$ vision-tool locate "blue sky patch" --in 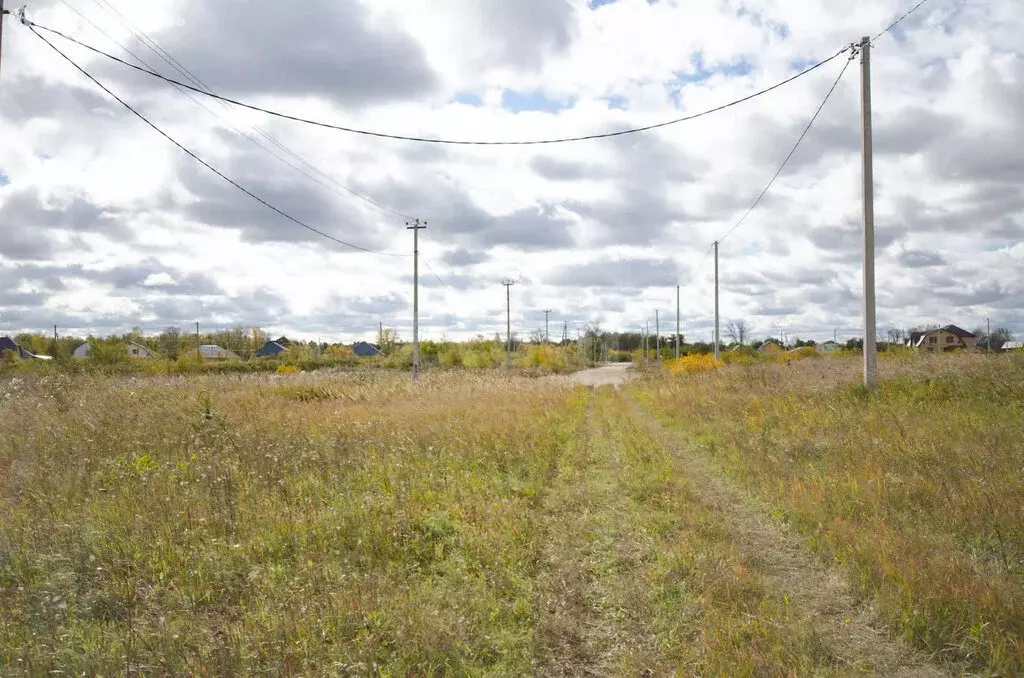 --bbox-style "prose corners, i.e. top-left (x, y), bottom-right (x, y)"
top-left (0, 172), bottom-right (9, 187)
top-left (789, 57), bottom-right (820, 72)
top-left (589, 0), bottom-right (659, 9)
top-left (736, 5), bottom-right (789, 40)
top-left (453, 91), bottom-right (484, 107)
top-left (501, 89), bottom-right (577, 114)
top-left (667, 52), bottom-right (754, 106)
top-left (605, 94), bottom-right (629, 111)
